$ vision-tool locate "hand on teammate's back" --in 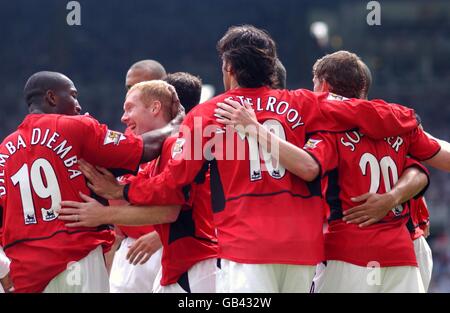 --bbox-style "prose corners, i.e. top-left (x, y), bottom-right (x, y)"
top-left (57, 192), bottom-right (109, 227)
top-left (215, 98), bottom-right (257, 129)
